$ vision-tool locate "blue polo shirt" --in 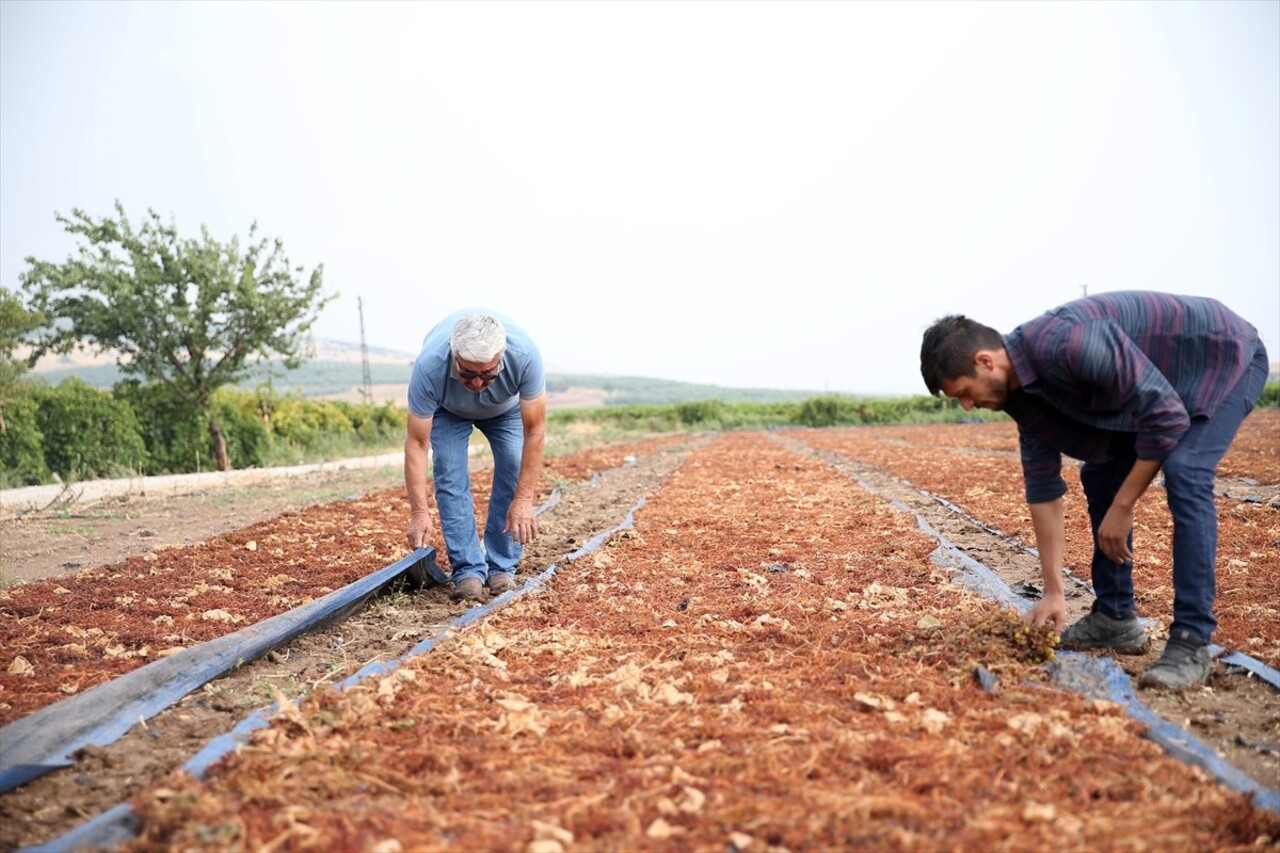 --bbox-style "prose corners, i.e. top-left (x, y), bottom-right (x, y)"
top-left (407, 309), bottom-right (546, 421)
